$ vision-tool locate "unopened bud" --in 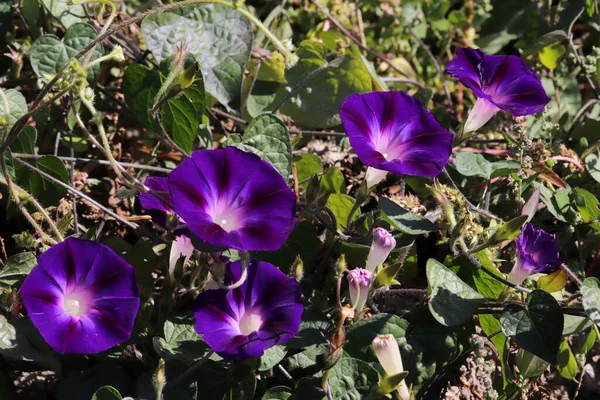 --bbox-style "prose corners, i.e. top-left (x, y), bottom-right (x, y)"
top-left (372, 334), bottom-right (410, 400)
top-left (110, 45), bottom-right (125, 62)
top-left (82, 87), bottom-right (95, 103)
top-left (365, 227), bottom-right (396, 272)
top-left (284, 53), bottom-right (299, 69)
top-left (292, 255), bottom-right (304, 282)
top-left (153, 358), bottom-right (166, 398)
top-left (347, 268), bottom-right (372, 312)
top-left (169, 235), bottom-right (193, 272)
